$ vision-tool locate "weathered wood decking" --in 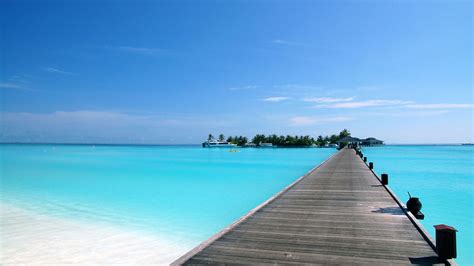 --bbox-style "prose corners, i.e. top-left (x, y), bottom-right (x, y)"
top-left (173, 148), bottom-right (450, 265)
